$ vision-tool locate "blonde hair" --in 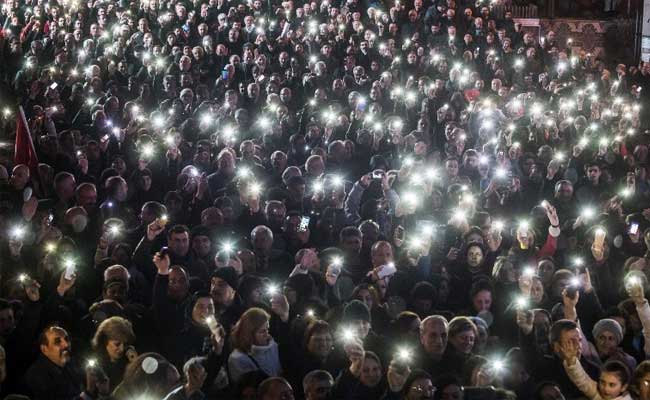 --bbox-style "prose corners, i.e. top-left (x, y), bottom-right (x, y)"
top-left (91, 316), bottom-right (135, 351)
top-left (231, 308), bottom-right (270, 353)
